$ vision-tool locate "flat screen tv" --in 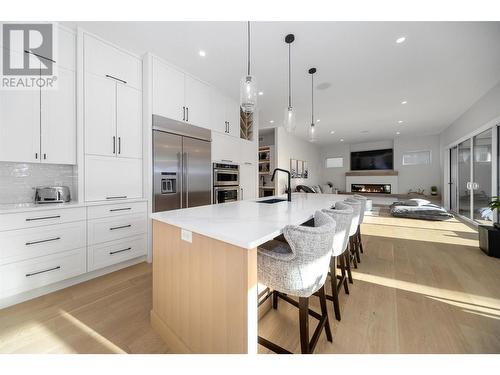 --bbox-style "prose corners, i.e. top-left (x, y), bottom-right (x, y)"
top-left (350, 149), bottom-right (393, 171)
